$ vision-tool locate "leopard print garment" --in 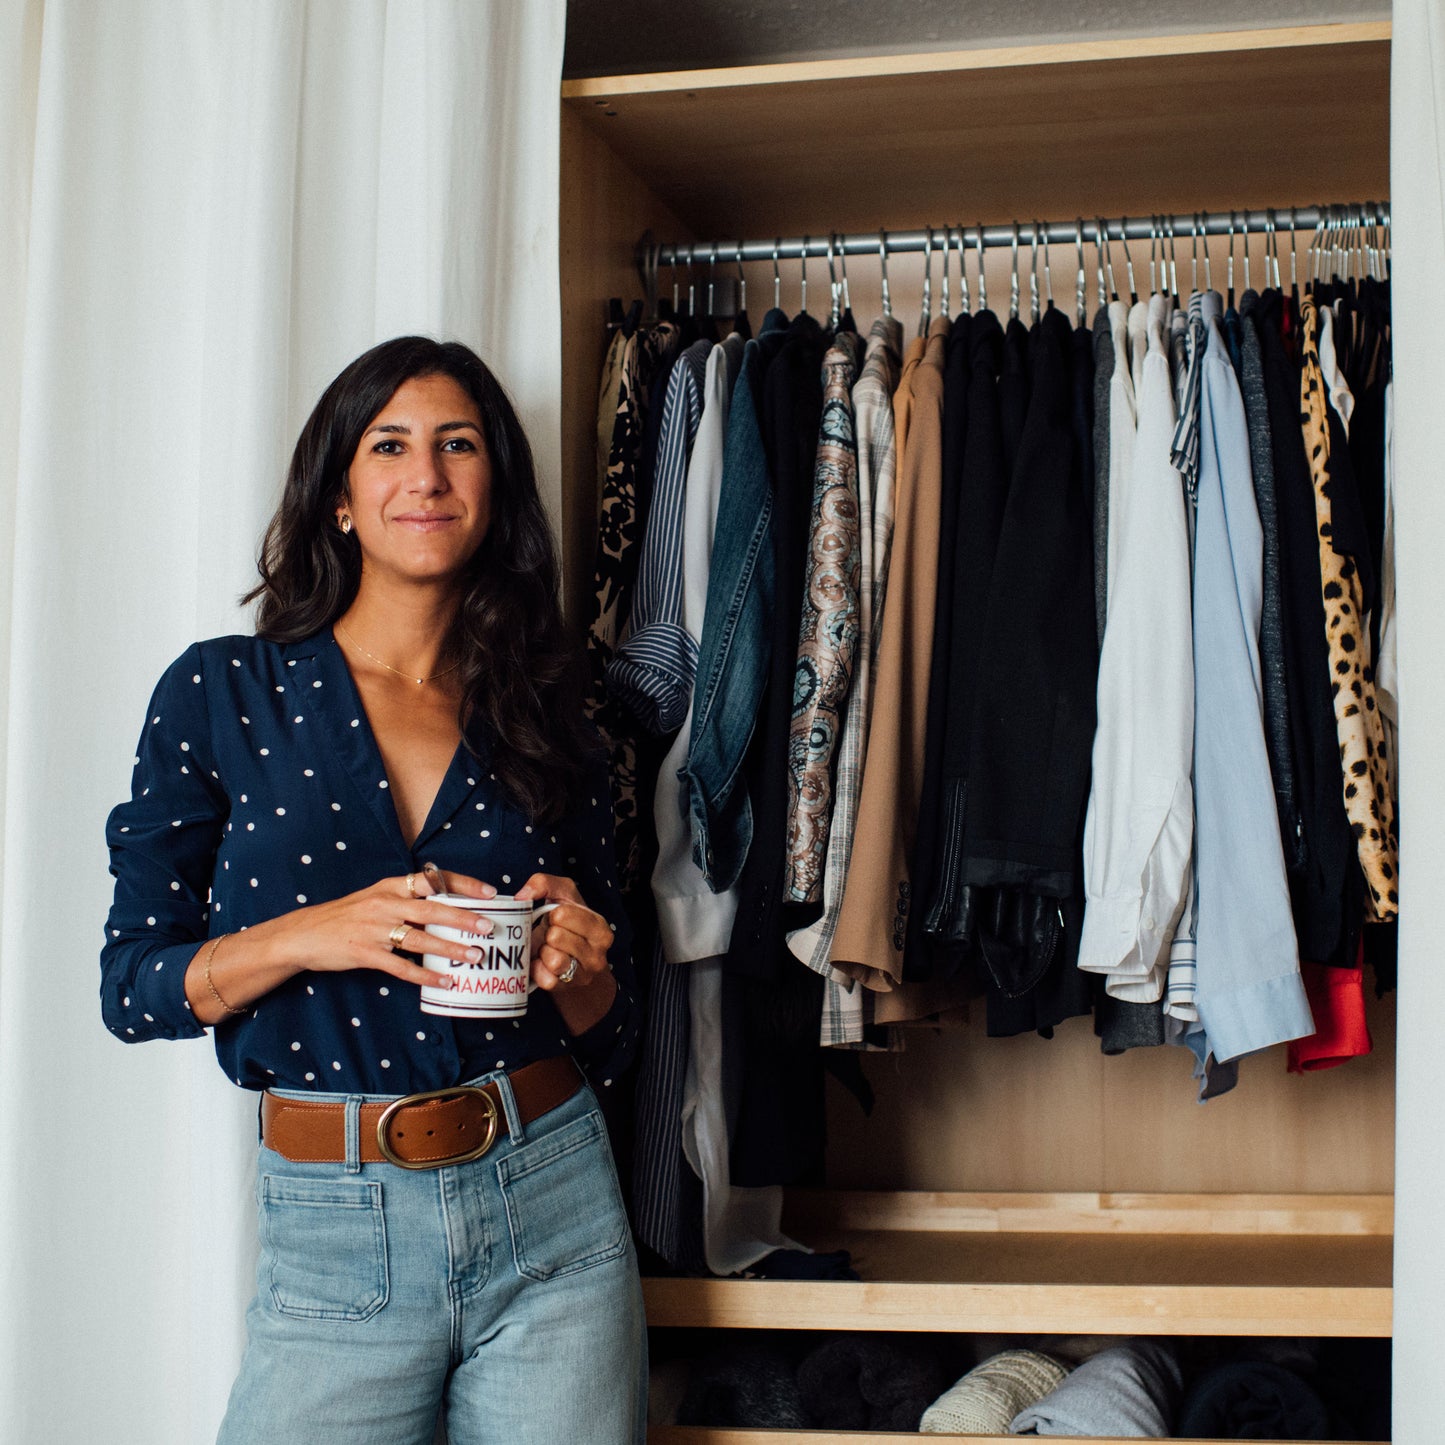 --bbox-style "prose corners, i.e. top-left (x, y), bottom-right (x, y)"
top-left (1299, 294), bottom-right (1399, 920)
top-left (584, 322), bottom-right (677, 891)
